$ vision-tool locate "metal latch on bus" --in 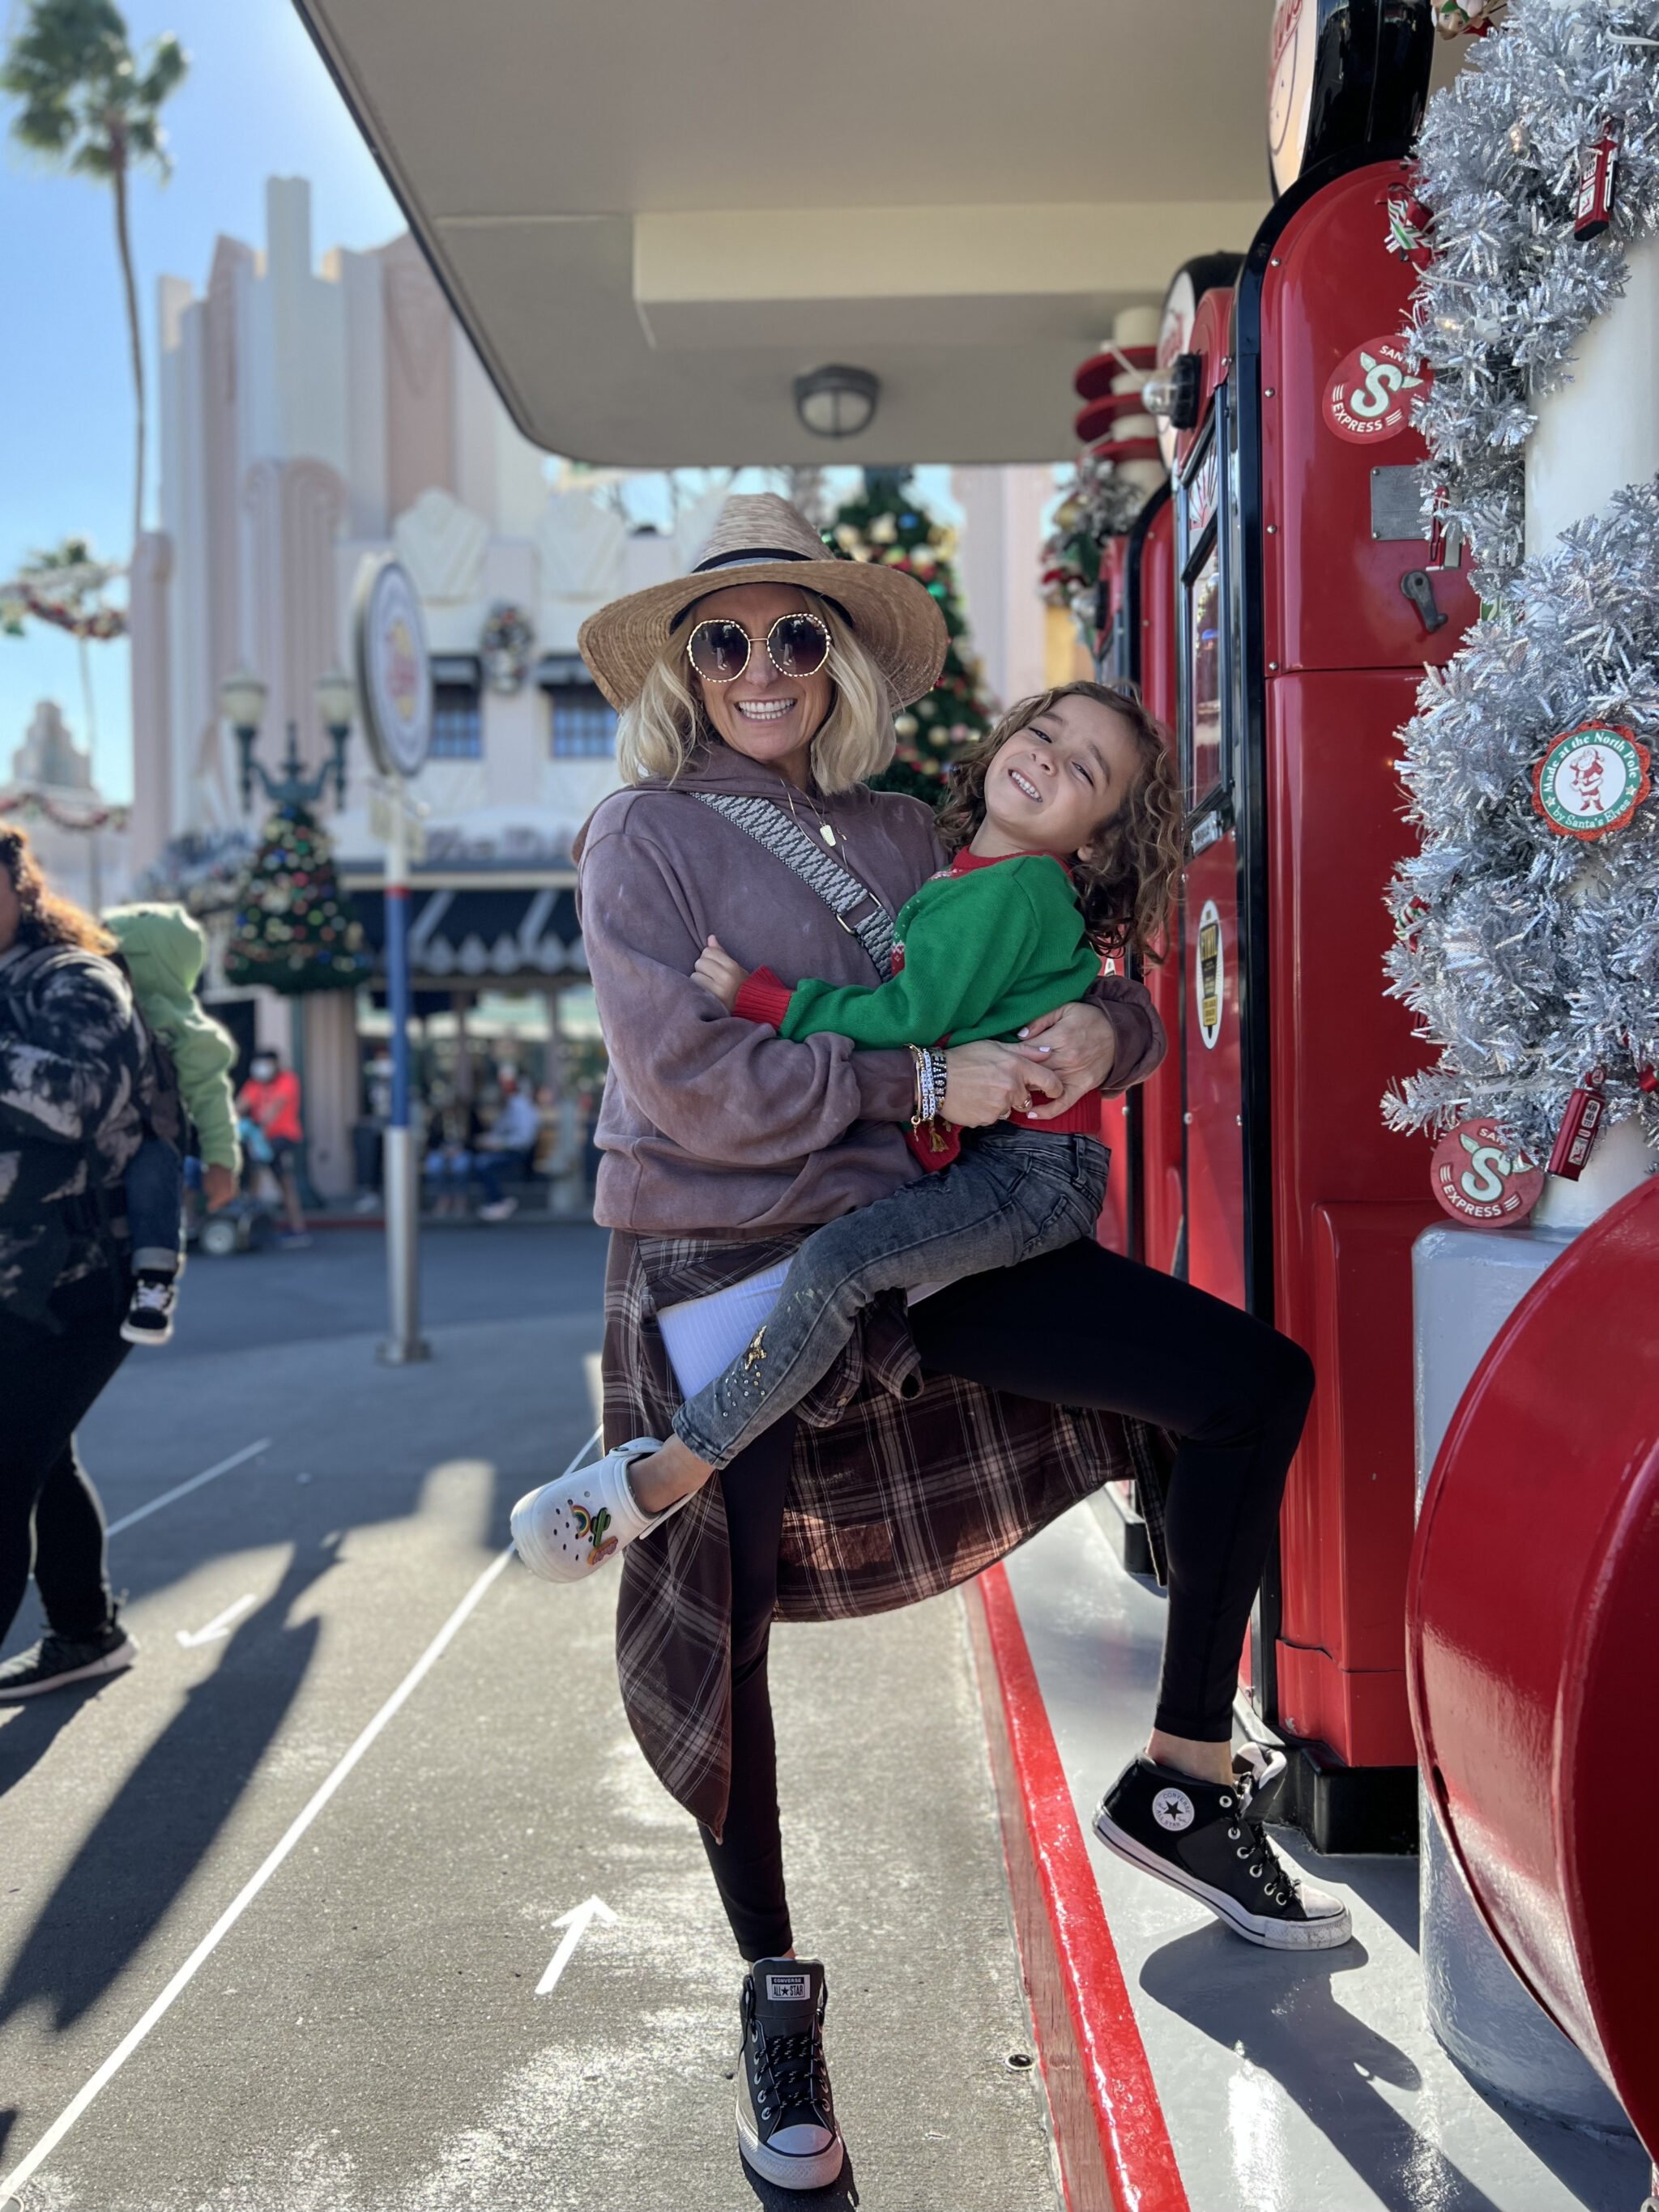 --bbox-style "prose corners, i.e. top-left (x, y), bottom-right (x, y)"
top-left (1400, 569), bottom-right (1448, 634)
